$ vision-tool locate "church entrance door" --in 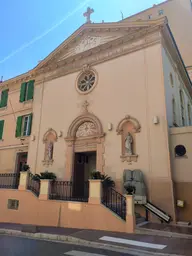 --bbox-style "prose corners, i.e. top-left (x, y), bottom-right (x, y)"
top-left (73, 151), bottom-right (96, 198)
